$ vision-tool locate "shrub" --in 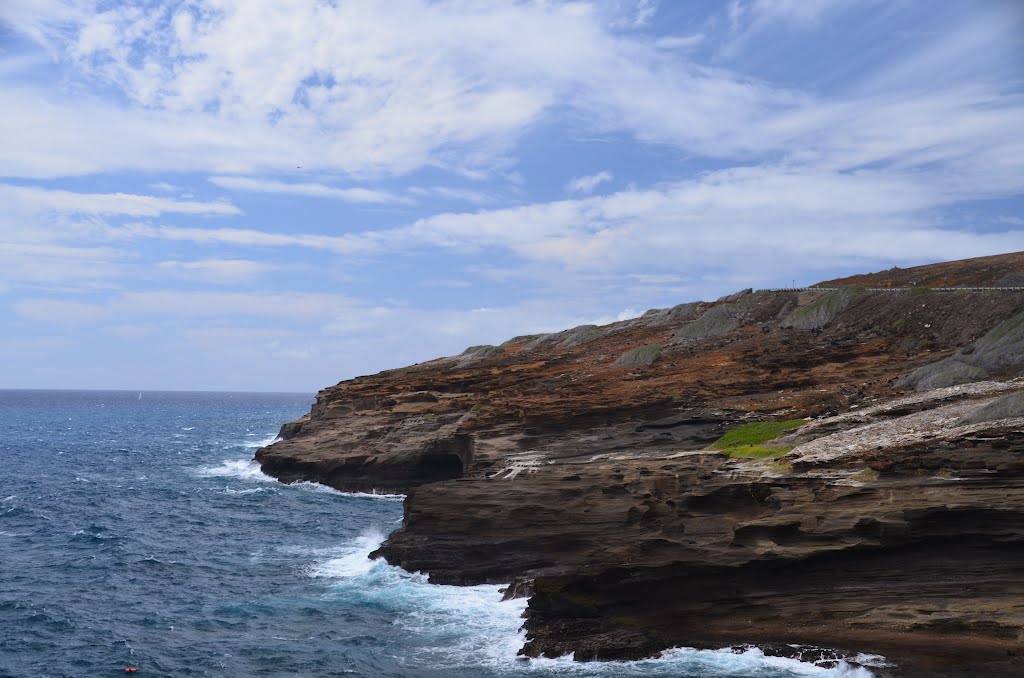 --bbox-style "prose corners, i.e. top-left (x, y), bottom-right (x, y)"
top-left (711, 419), bottom-right (806, 449)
